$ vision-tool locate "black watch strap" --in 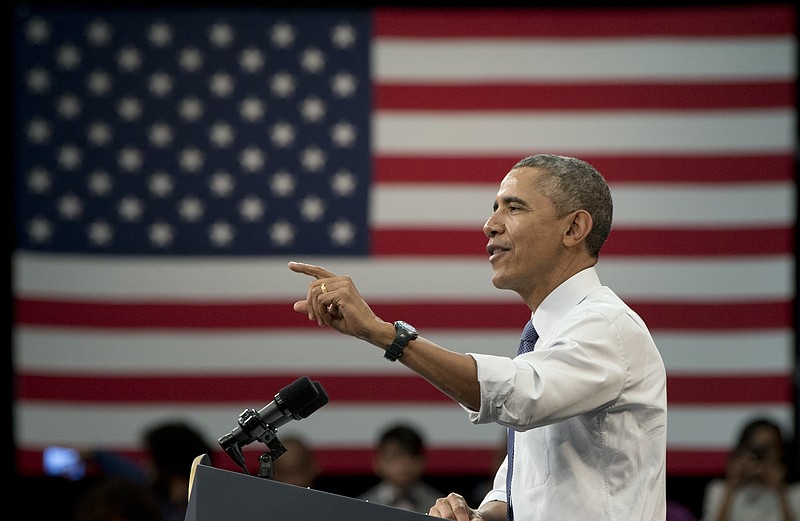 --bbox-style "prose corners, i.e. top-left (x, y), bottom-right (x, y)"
top-left (384, 321), bottom-right (418, 361)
